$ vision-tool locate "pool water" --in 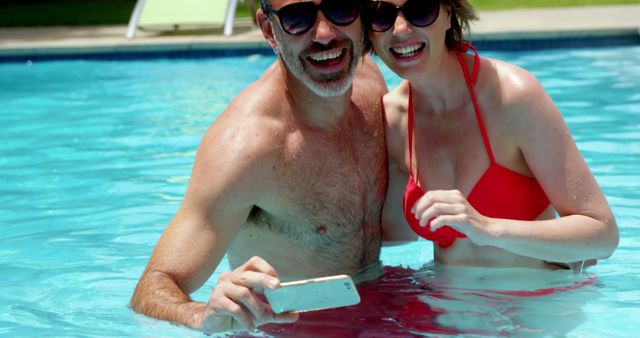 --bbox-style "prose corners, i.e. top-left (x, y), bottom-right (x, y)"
top-left (1, 45), bottom-right (639, 337)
